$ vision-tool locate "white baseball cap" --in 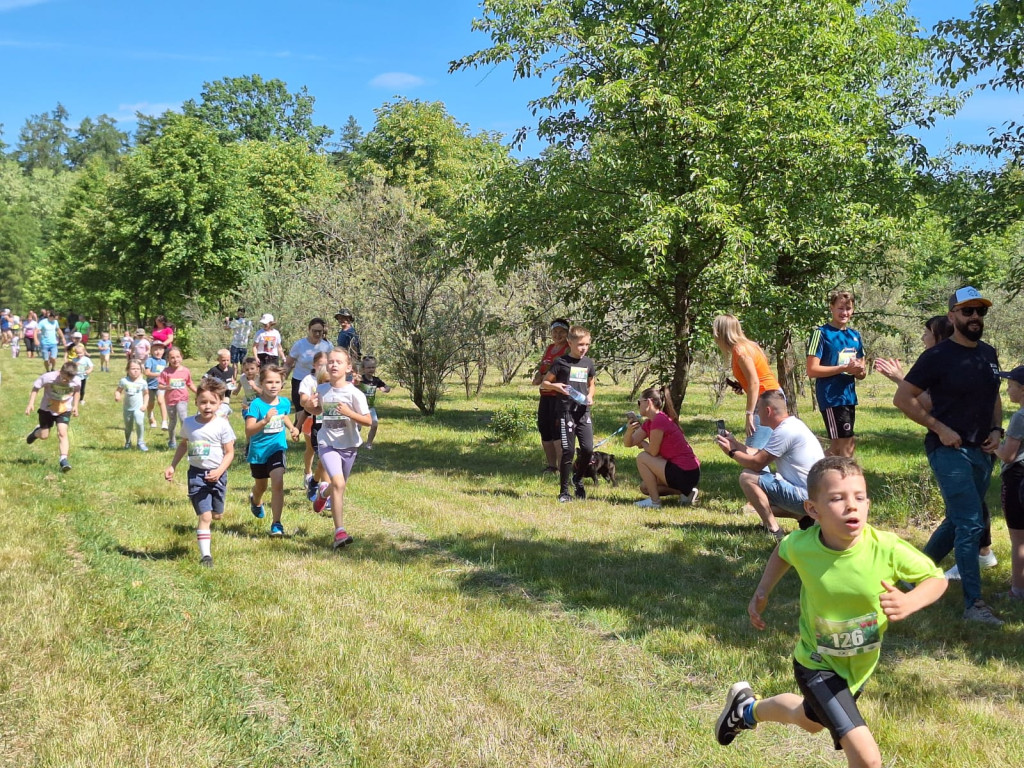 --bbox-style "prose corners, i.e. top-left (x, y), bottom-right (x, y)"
top-left (259, 313), bottom-right (275, 325)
